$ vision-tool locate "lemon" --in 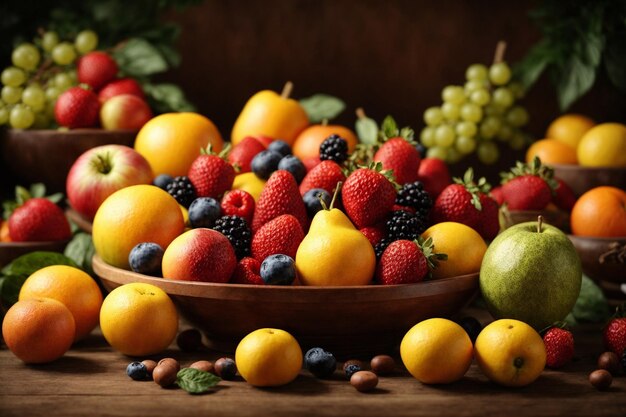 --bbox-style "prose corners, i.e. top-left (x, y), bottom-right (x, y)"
top-left (545, 114), bottom-right (595, 149)
top-left (577, 123), bottom-right (626, 167)
top-left (232, 172), bottom-right (266, 201)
